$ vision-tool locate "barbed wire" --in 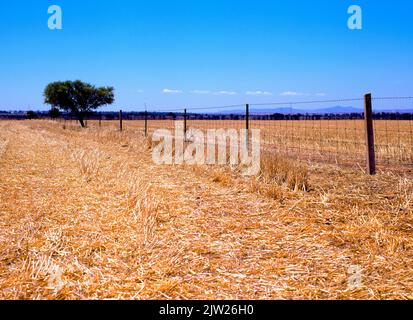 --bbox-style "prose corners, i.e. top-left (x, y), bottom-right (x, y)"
top-left (123, 96), bottom-right (413, 114)
top-left (149, 97), bottom-right (366, 113)
top-left (373, 96), bottom-right (413, 101)
top-left (149, 104), bottom-right (245, 113)
top-left (249, 98), bottom-right (364, 107)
